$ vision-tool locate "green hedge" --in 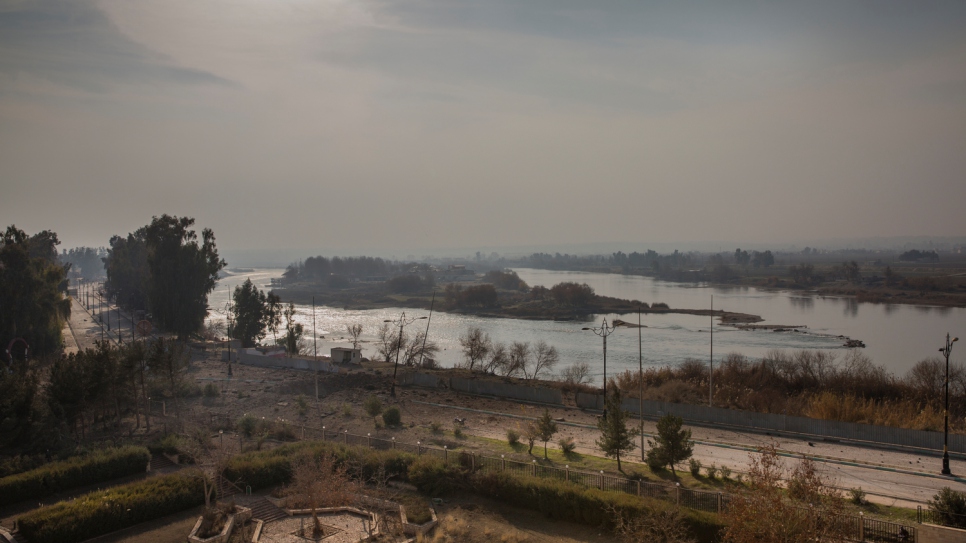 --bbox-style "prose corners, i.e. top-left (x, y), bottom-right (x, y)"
top-left (223, 440), bottom-right (415, 490)
top-left (472, 470), bottom-right (723, 542)
top-left (17, 471), bottom-right (205, 543)
top-left (0, 446), bottom-right (150, 507)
